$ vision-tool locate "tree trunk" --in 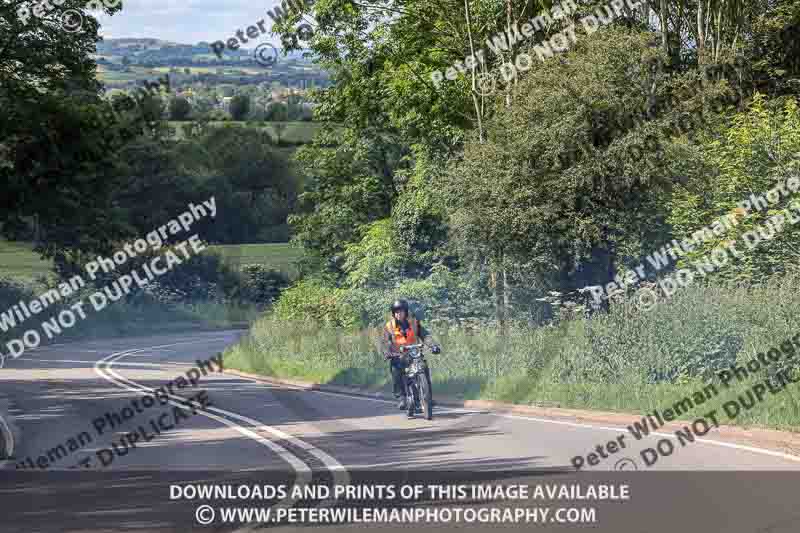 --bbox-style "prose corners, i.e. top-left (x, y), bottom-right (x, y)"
top-left (503, 266), bottom-right (511, 315)
top-left (490, 255), bottom-right (506, 328)
top-left (696, 0), bottom-right (706, 67)
top-left (659, 0), bottom-right (669, 57)
top-left (464, 0), bottom-right (485, 143)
